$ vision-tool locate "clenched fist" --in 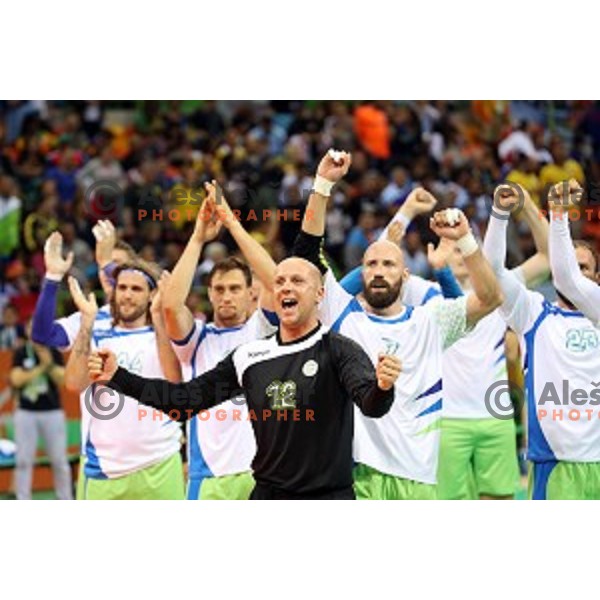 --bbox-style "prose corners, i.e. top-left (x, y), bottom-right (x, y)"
top-left (316, 149), bottom-right (352, 183)
top-left (548, 178), bottom-right (584, 212)
top-left (376, 353), bottom-right (402, 391)
top-left (88, 349), bottom-right (118, 382)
